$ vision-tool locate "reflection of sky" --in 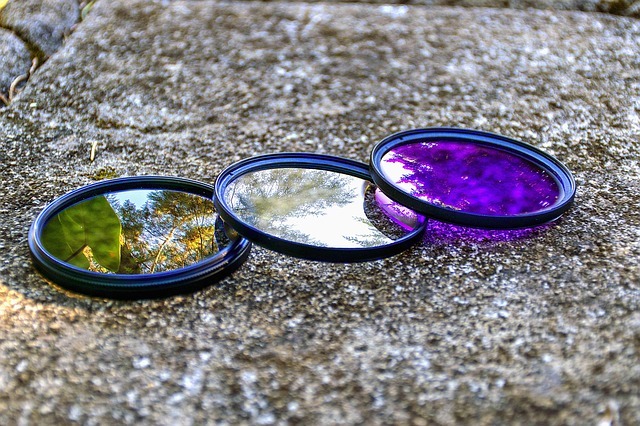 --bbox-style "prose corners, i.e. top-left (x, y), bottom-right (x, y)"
top-left (110, 190), bottom-right (154, 209)
top-left (282, 178), bottom-right (394, 248)
top-left (379, 159), bottom-right (418, 193)
top-left (228, 169), bottom-right (413, 249)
